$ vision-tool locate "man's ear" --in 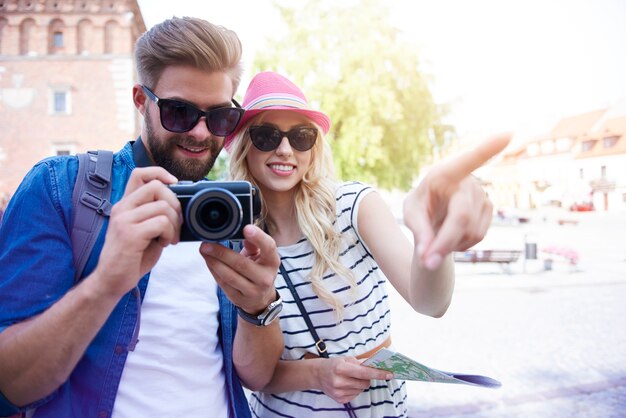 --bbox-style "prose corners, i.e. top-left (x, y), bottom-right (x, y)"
top-left (132, 84), bottom-right (148, 114)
